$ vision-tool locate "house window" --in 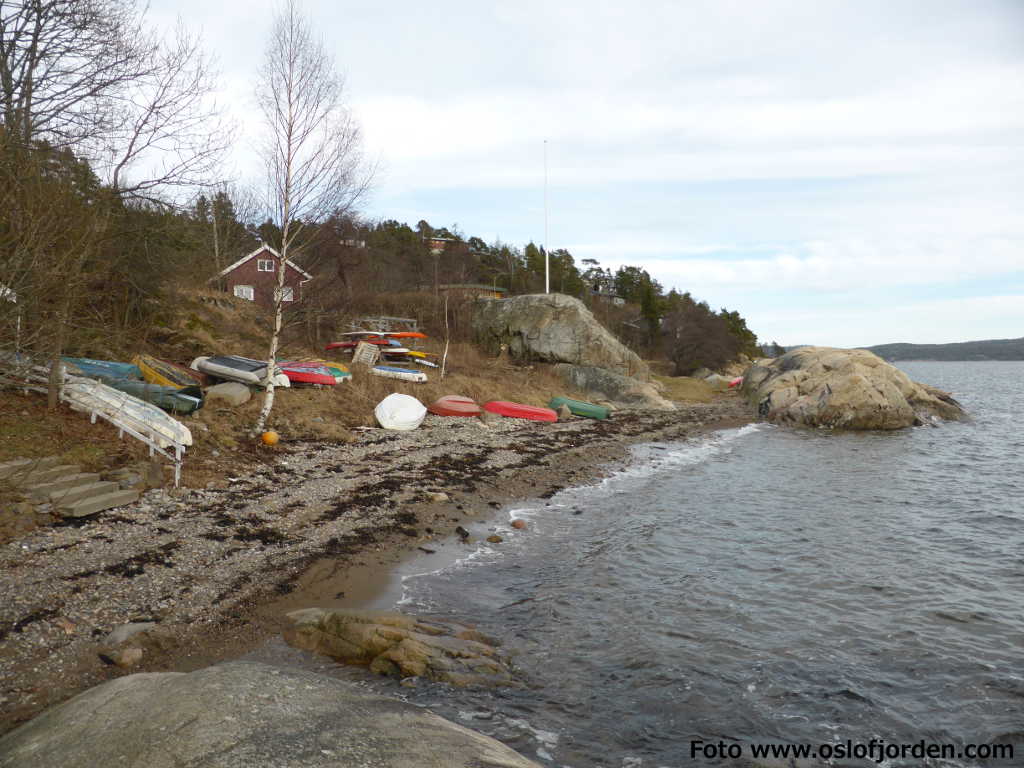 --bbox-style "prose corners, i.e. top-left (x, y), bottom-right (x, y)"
top-left (275, 286), bottom-right (295, 302)
top-left (234, 285), bottom-right (255, 300)
top-left (257, 259), bottom-right (274, 272)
